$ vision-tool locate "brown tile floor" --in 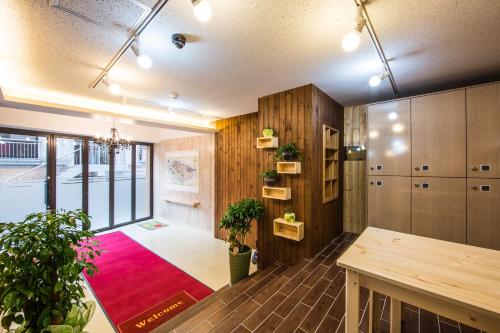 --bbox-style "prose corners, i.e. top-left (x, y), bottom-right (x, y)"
top-left (156, 233), bottom-right (484, 333)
